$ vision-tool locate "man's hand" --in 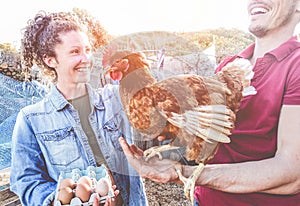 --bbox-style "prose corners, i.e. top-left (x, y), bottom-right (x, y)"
top-left (119, 137), bottom-right (182, 183)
